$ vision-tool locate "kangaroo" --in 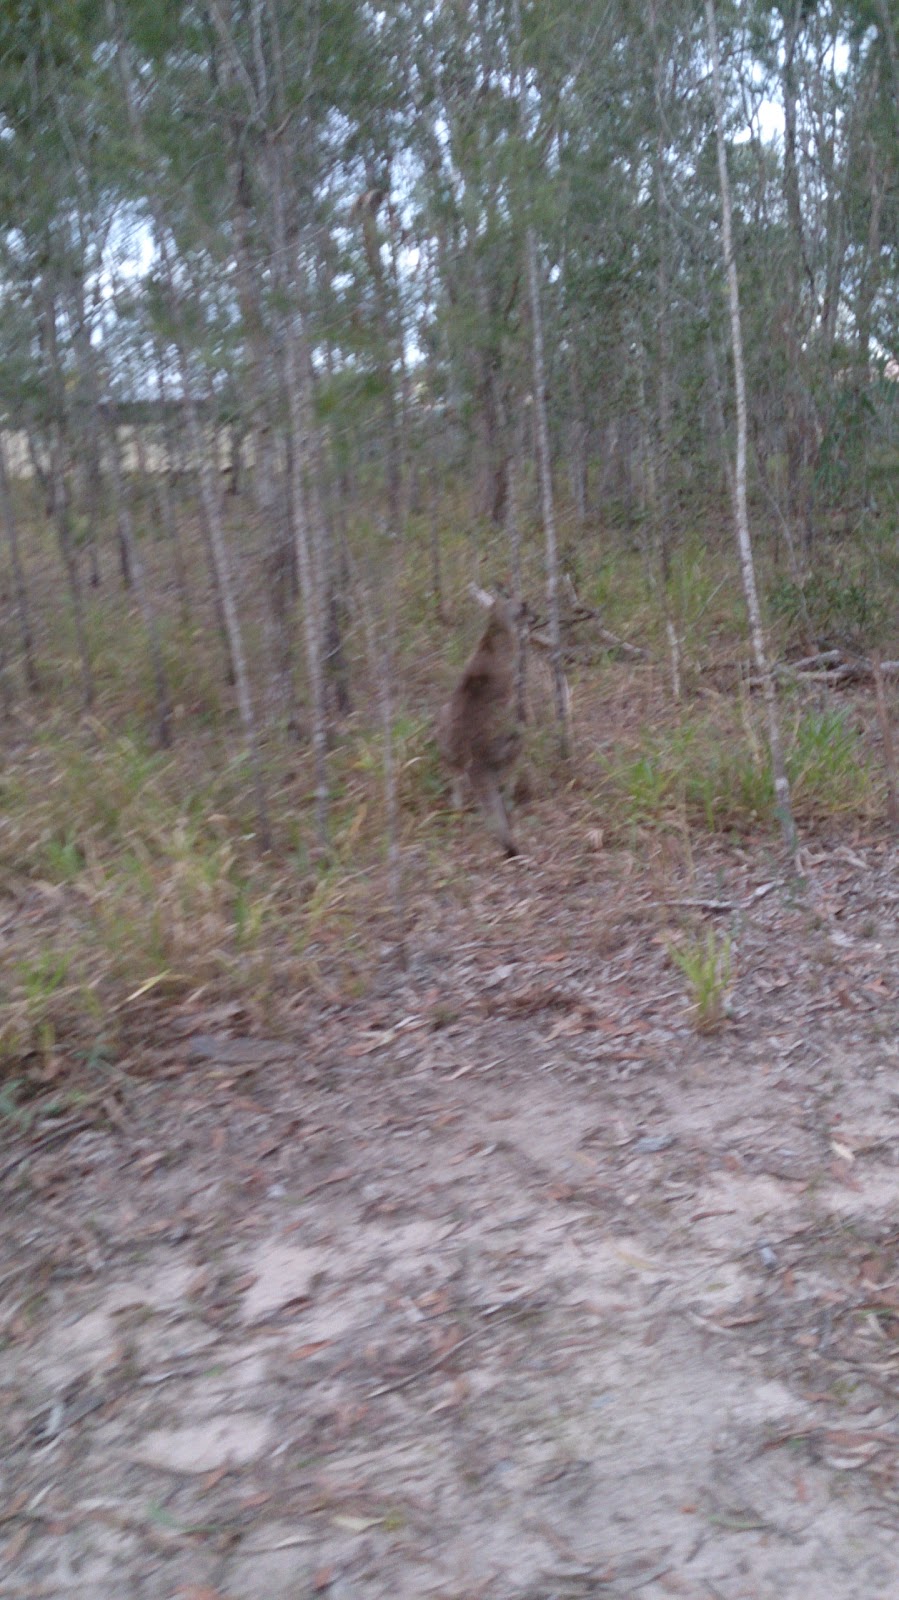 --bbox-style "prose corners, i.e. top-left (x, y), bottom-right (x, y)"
top-left (437, 596), bottom-right (524, 857)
